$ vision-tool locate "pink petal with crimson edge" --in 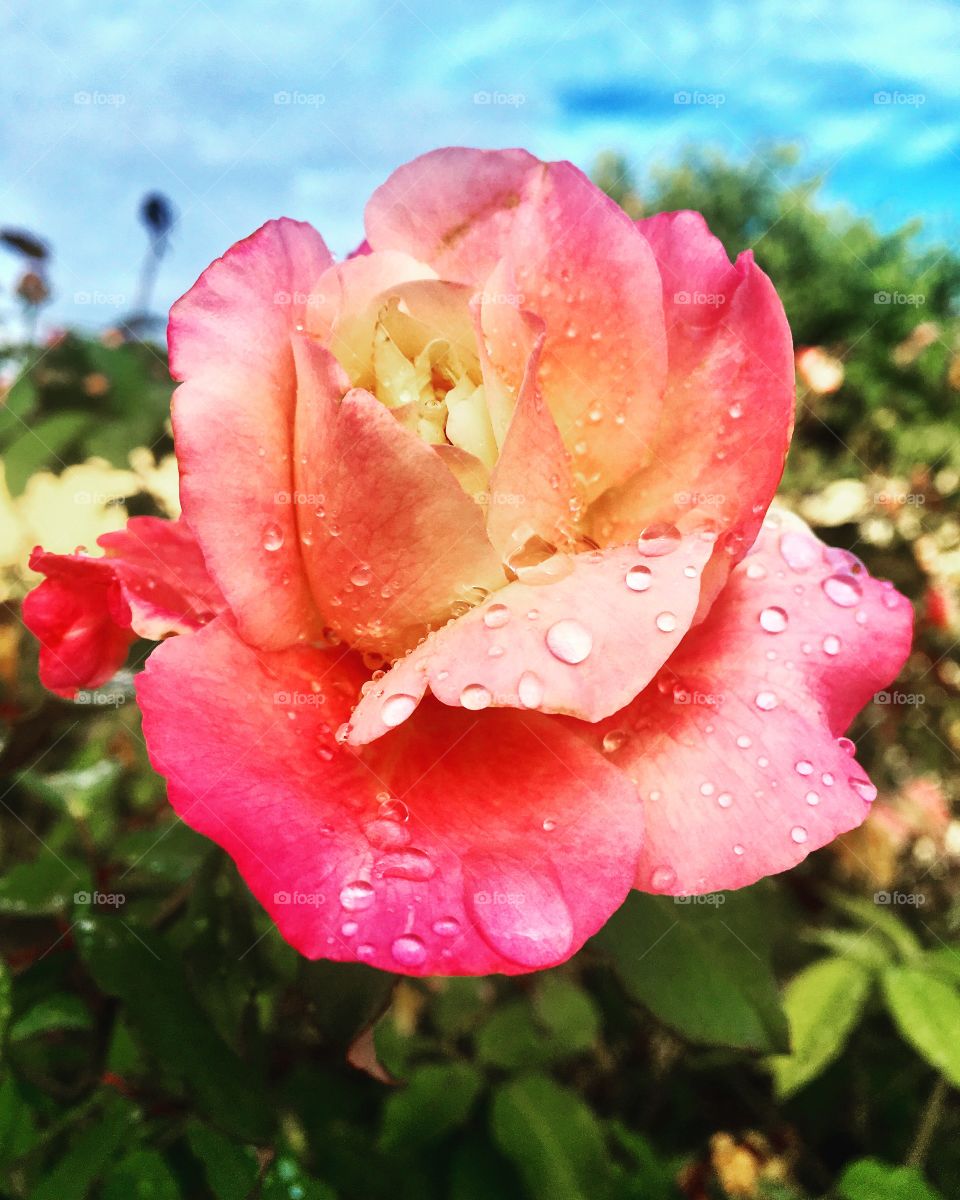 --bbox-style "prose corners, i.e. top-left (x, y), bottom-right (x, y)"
top-left (347, 532), bottom-right (715, 745)
top-left (24, 517), bottom-right (224, 698)
top-left (136, 617), bottom-right (644, 975)
top-left (589, 513), bottom-right (913, 894)
top-left (292, 336), bottom-right (505, 657)
top-left (590, 211), bottom-right (795, 610)
top-left (168, 218), bottom-right (333, 650)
